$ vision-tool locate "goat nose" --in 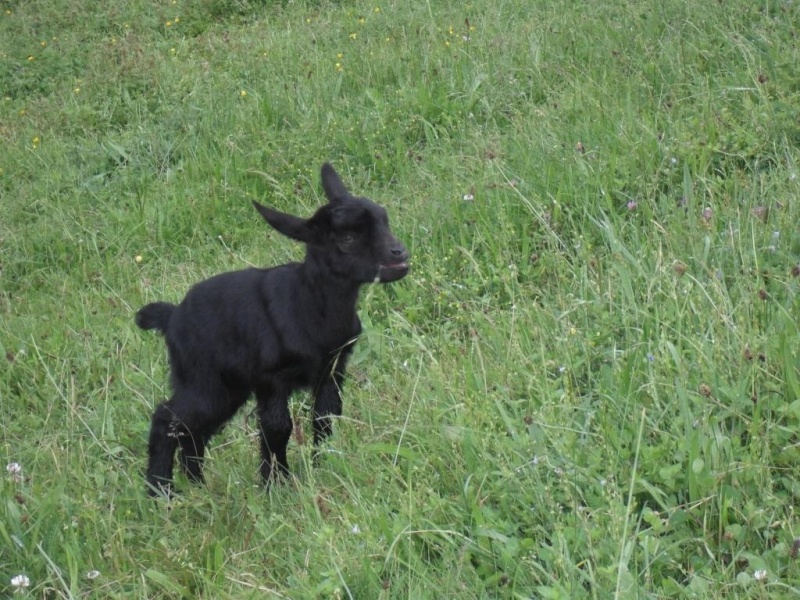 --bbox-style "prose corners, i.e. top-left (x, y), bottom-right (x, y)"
top-left (390, 244), bottom-right (407, 259)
